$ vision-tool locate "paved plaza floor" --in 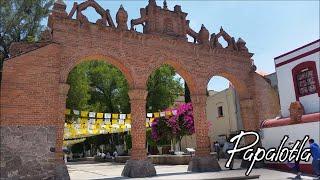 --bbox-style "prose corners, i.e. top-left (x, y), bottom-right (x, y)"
top-left (67, 159), bottom-right (317, 180)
